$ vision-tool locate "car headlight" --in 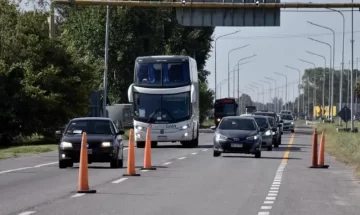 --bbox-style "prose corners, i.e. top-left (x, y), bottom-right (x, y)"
top-left (246, 135), bottom-right (259, 140)
top-left (264, 130), bottom-right (272, 136)
top-left (181, 124), bottom-right (190, 130)
top-left (272, 131), bottom-right (276, 135)
top-left (291, 122), bottom-right (294, 125)
top-left (101, 142), bottom-right (111, 147)
top-left (60, 142), bottom-right (72, 149)
top-left (215, 134), bottom-right (227, 142)
top-left (216, 118), bottom-right (221, 122)
top-left (136, 125), bottom-right (144, 130)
